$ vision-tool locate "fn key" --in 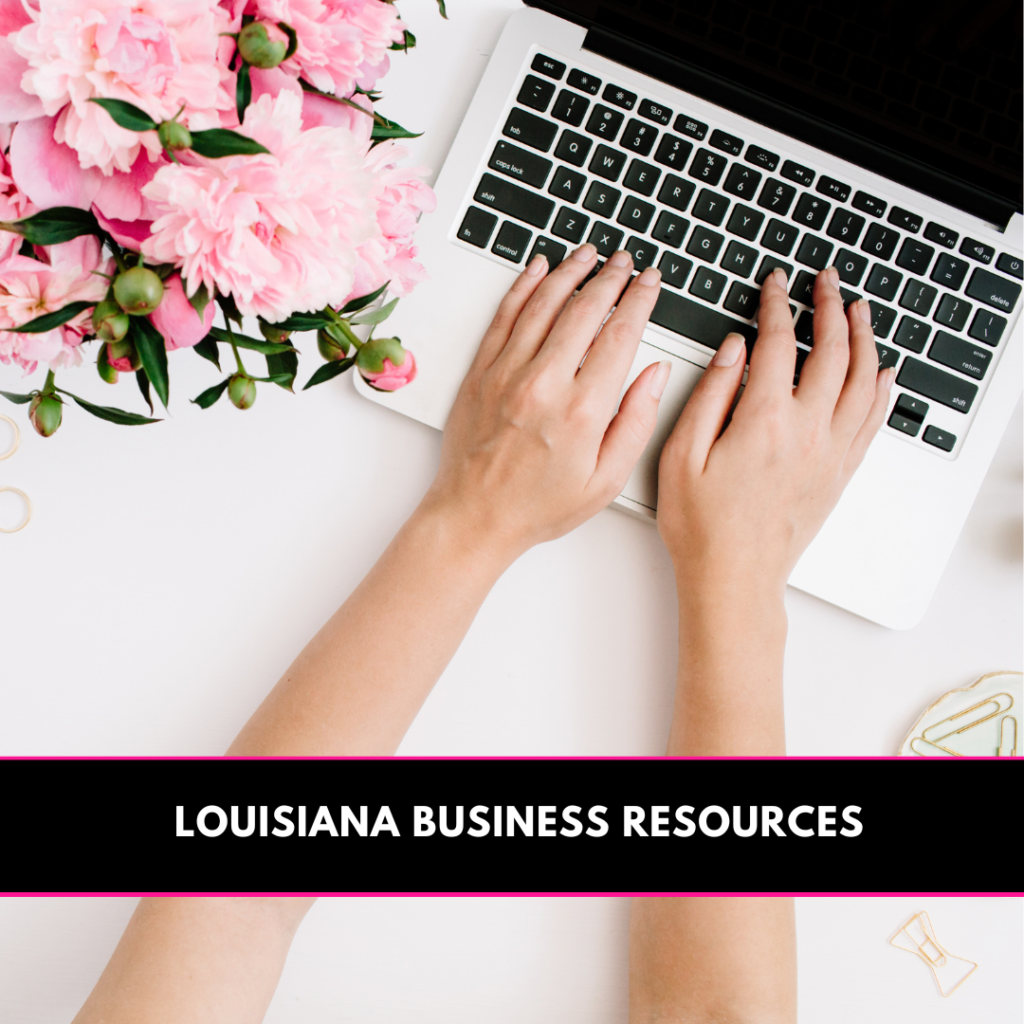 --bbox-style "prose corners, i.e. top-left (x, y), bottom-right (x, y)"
top-left (458, 206), bottom-right (498, 248)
